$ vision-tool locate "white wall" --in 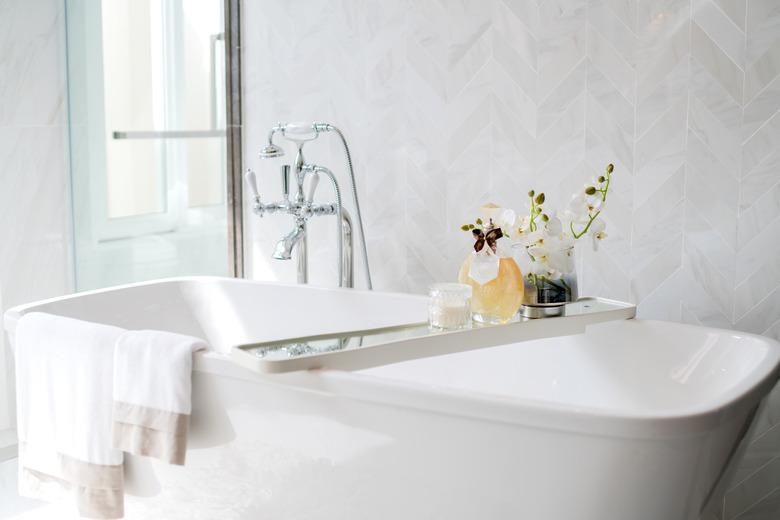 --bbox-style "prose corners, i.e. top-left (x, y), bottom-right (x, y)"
top-left (0, 0), bottom-right (73, 433)
top-left (242, 1), bottom-right (780, 518)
